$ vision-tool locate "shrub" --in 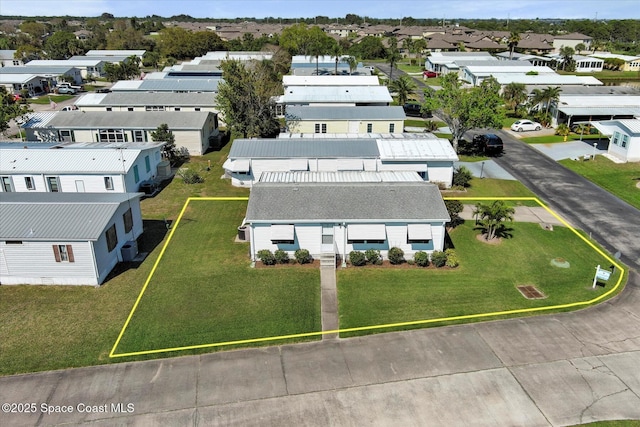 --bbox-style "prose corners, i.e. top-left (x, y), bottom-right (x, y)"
top-left (294, 249), bottom-right (312, 264)
top-left (349, 251), bottom-right (367, 266)
top-left (365, 249), bottom-right (381, 265)
top-left (445, 200), bottom-right (464, 228)
top-left (176, 168), bottom-right (204, 184)
top-left (388, 247), bottom-right (405, 265)
top-left (414, 251), bottom-right (430, 267)
top-left (257, 249), bottom-right (276, 265)
top-left (445, 249), bottom-right (460, 268)
top-left (452, 166), bottom-right (473, 188)
top-left (274, 249), bottom-right (289, 264)
top-left (407, 259), bottom-right (415, 265)
top-left (431, 250), bottom-right (447, 267)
